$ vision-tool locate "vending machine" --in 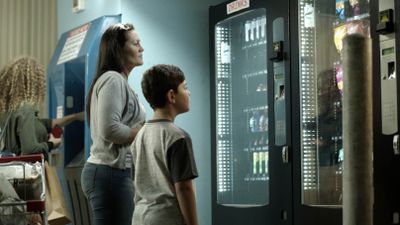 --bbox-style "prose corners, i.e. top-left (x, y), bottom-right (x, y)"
top-left (294, 0), bottom-right (371, 224)
top-left (211, 0), bottom-right (400, 224)
top-left (210, 0), bottom-right (292, 225)
top-left (297, 0), bottom-right (400, 224)
top-left (373, 0), bottom-right (400, 224)
top-left (48, 15), bottom-right (121, 166)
